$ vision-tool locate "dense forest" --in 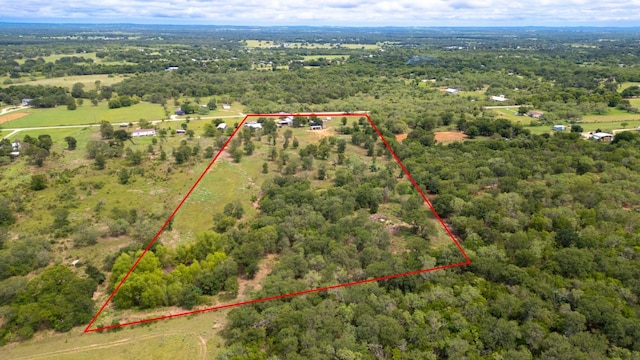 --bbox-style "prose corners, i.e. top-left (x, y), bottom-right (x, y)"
top-left (1, 25), bottom-right (640, 359)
